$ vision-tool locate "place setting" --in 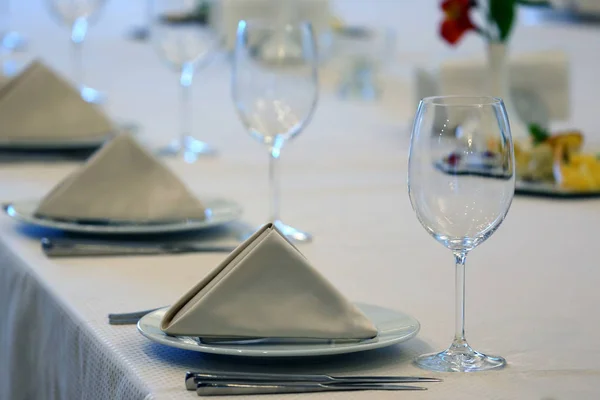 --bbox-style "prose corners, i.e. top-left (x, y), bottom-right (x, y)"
top-left (3, 133), bottom-right (244, 258)
top-left (131, 222), bottom-right (439, 394)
